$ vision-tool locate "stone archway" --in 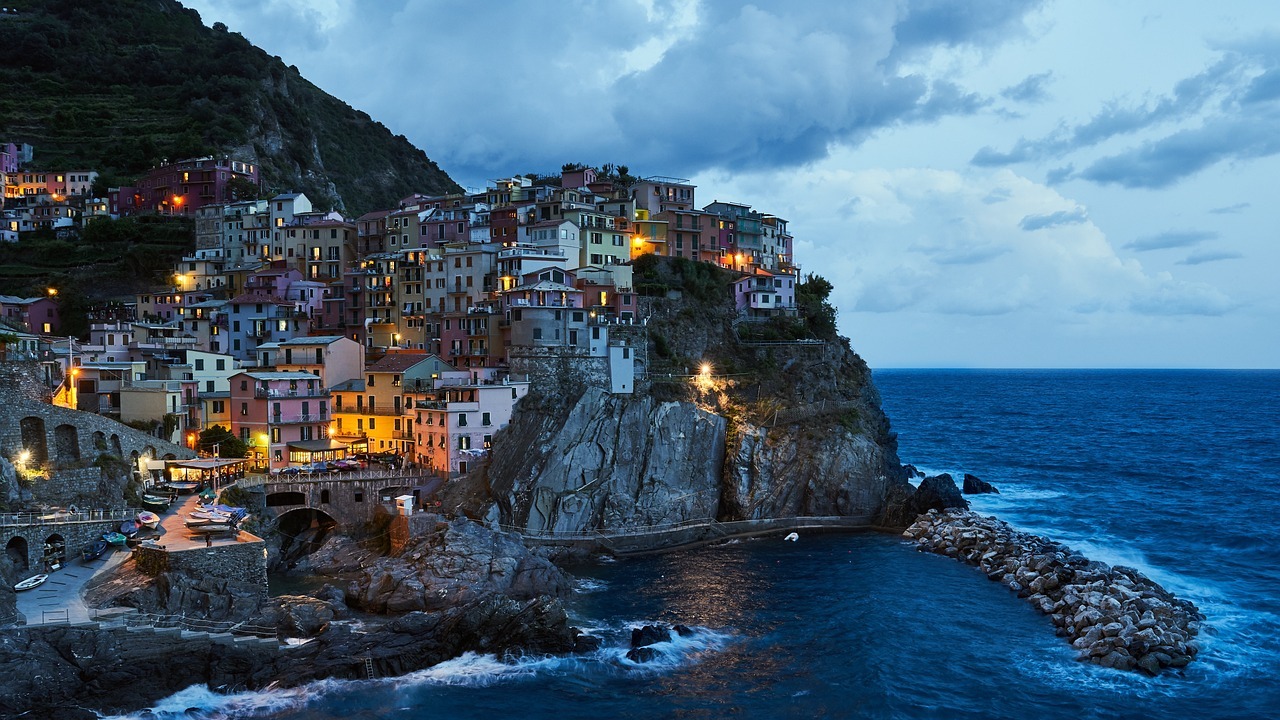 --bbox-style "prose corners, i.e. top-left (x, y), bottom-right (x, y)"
top-left (92, 431), bottom-right (107, 452)
top-left (274, 508), bottom-right (339, 571)
top-left (143, 445), bottom-right (157, 459)
top-left (42, 533), bottom-right (66, 568)
top-left (53, 424), bottom-right (80, 463)
top-left (19, 416), bottom-right (47, 465)
top-left (5, 536), bottom-right (29, 572)
top-left (110, 434), bottom-right (123, 457)
top-left (266, 491), bottom-right (306, 507)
